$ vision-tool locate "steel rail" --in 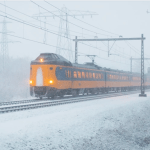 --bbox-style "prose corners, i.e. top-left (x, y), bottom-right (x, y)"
top-left (0, 89), bottom-right (142, 106)
top-left (0, 90), bottom-right (147, 114)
